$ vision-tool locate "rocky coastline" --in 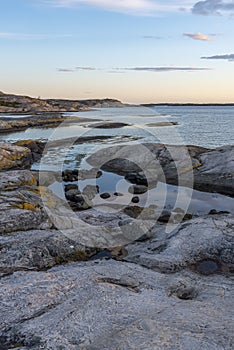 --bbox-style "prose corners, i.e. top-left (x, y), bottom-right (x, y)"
top-left (0, 138), bottom-right (233, 349)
